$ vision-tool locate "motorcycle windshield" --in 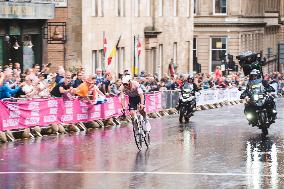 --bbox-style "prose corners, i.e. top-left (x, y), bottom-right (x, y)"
top-left (249, 81), bottom-right (264, 95)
